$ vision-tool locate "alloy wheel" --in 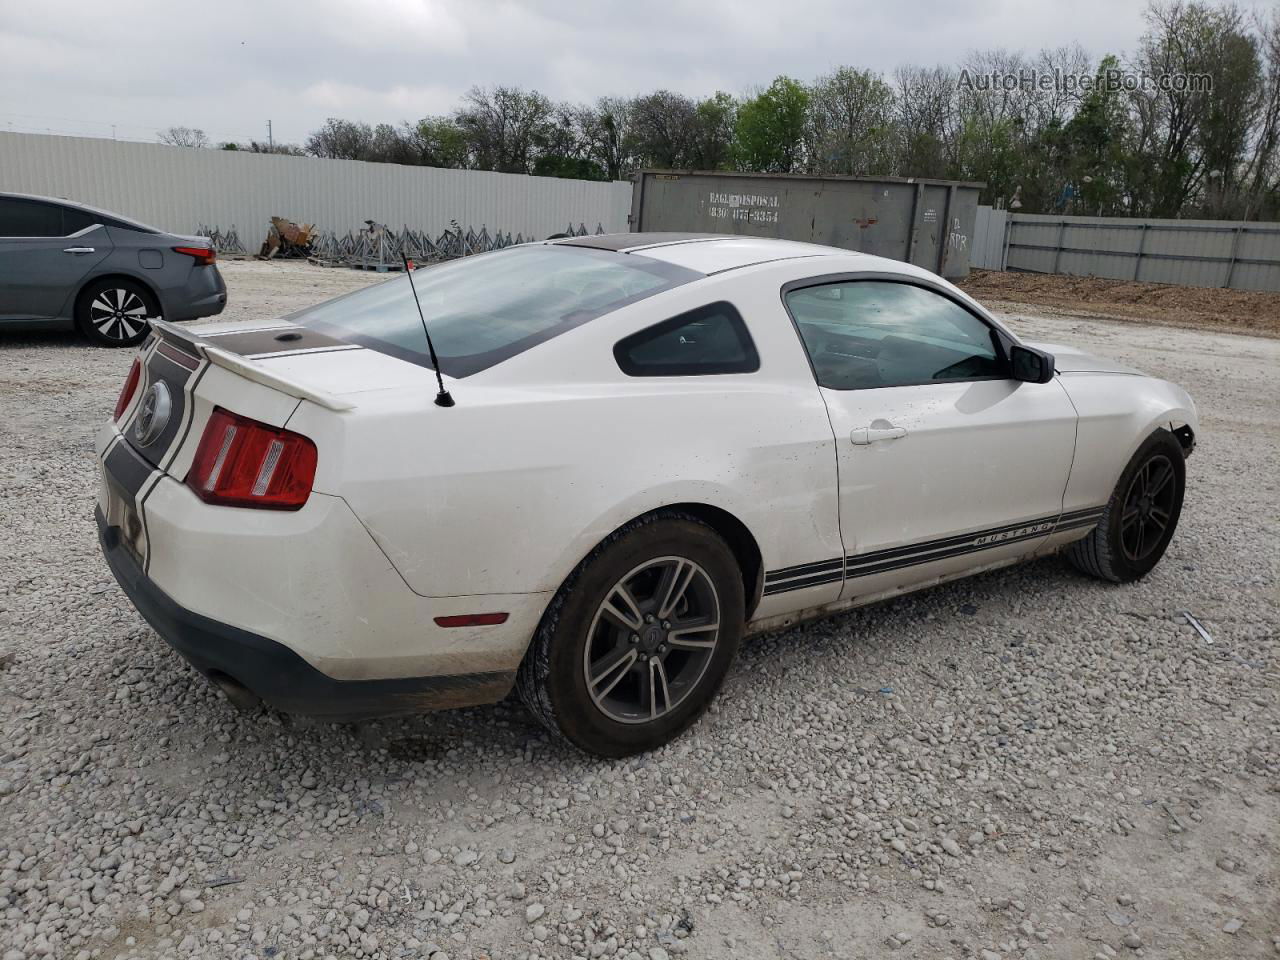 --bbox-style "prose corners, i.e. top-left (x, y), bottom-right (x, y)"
top-left (583, 556), bottom-right (721, 724)
top-left (1119, 453), bottom-right (1177, 562)
top-left (89, 288), bottom-right (151, 342)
